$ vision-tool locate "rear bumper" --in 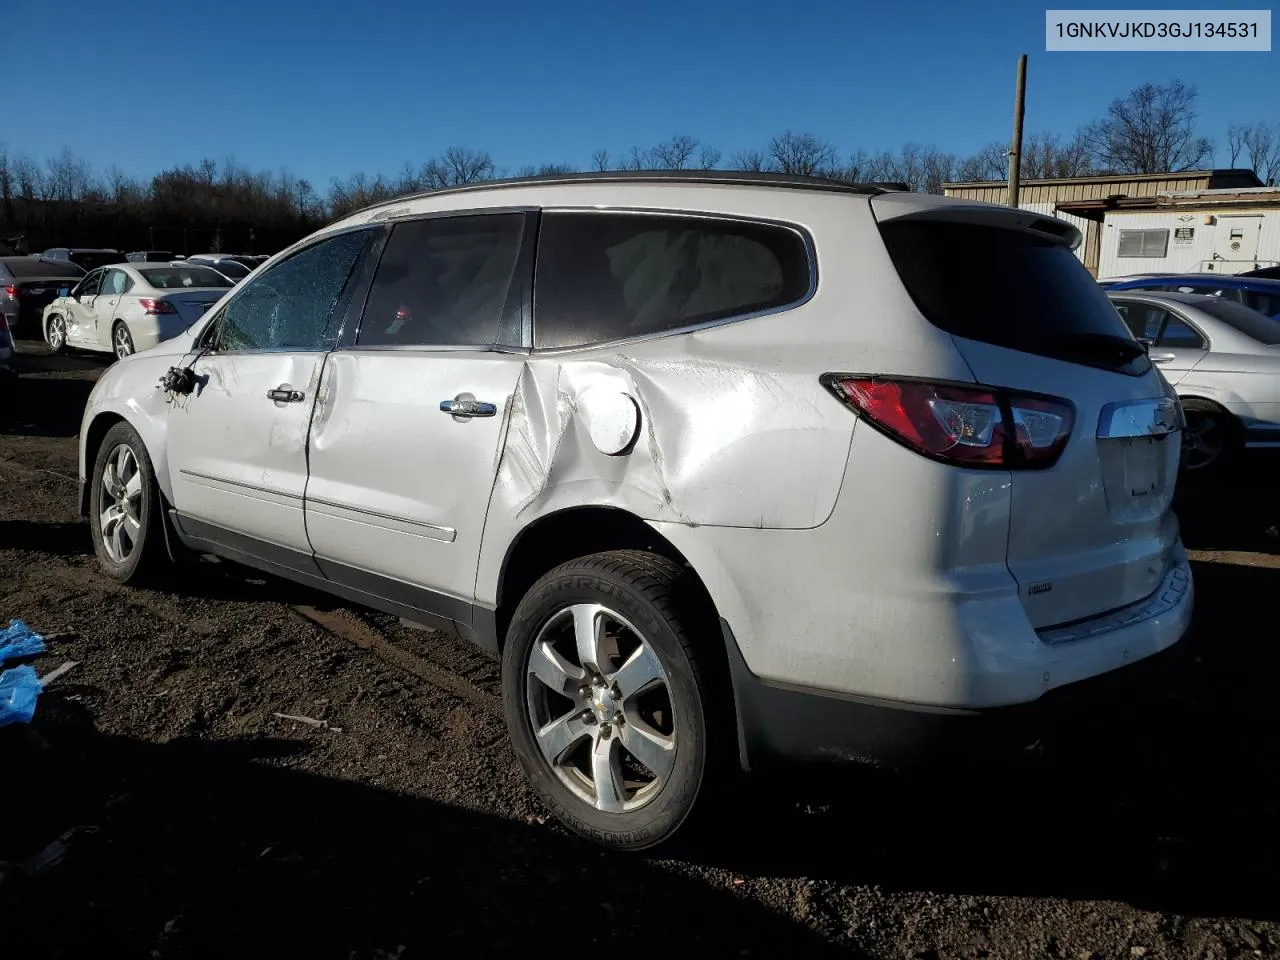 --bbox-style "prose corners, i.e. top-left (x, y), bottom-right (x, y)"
top-left (723, 610), bottom-right (1192, 771)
